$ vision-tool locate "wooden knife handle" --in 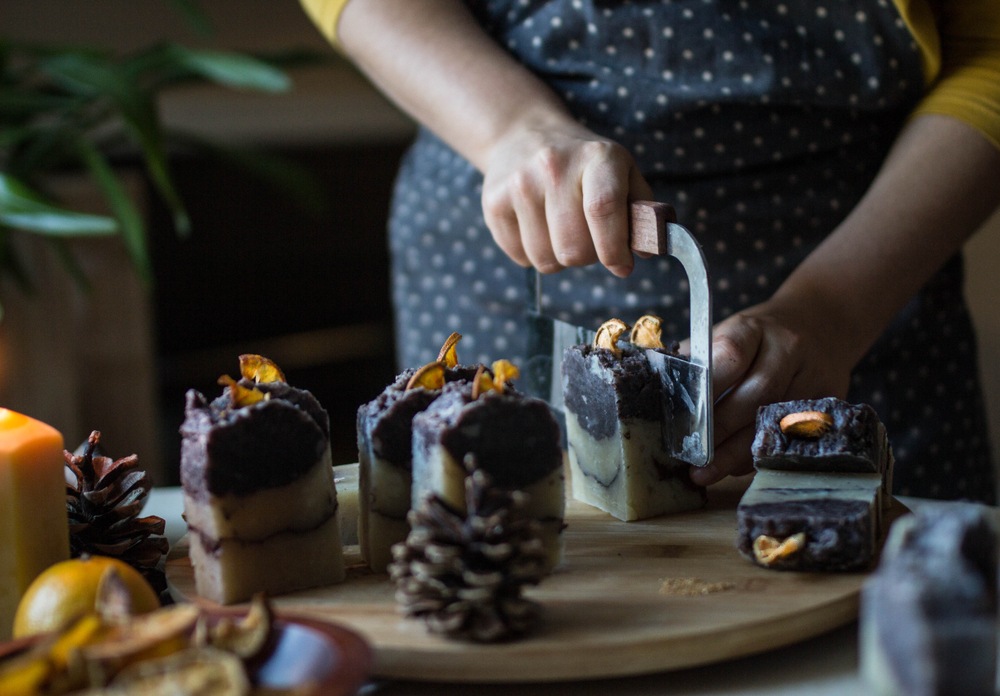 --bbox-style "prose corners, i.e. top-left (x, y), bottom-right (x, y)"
top-left (629, 201), bottom-right (677, 256)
